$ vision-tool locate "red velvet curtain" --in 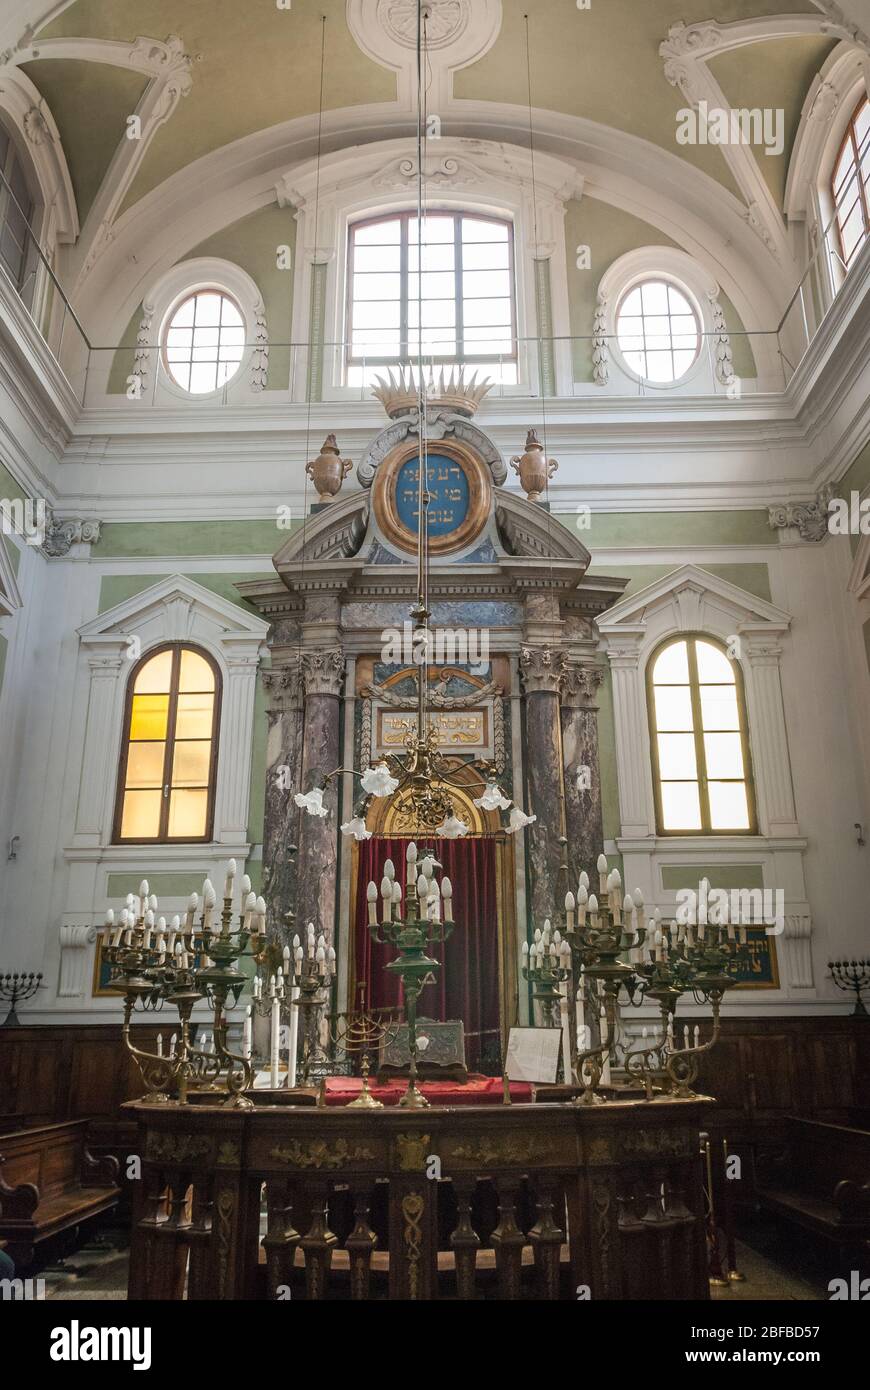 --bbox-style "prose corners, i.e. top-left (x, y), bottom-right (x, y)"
top-left (353, 837), bottom-right (499, 1071)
